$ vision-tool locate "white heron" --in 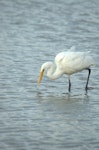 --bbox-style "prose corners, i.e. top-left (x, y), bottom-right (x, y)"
top-left (37, 47), bottom-right (95, 92)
